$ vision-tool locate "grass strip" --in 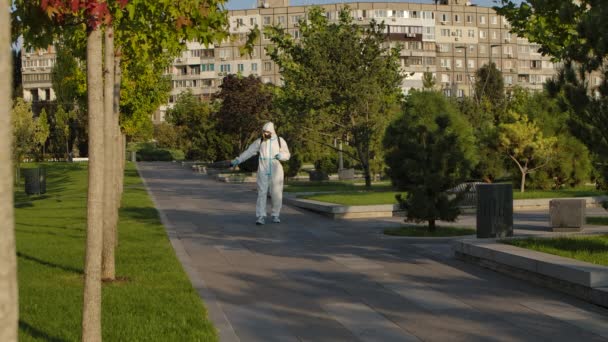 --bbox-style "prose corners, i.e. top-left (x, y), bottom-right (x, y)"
top-left (503, 235), bottom-right (608, 267)
top-left (586, 216), bottom-right (608, 225)
top-left (16, 162), bottom-right (217, 341)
